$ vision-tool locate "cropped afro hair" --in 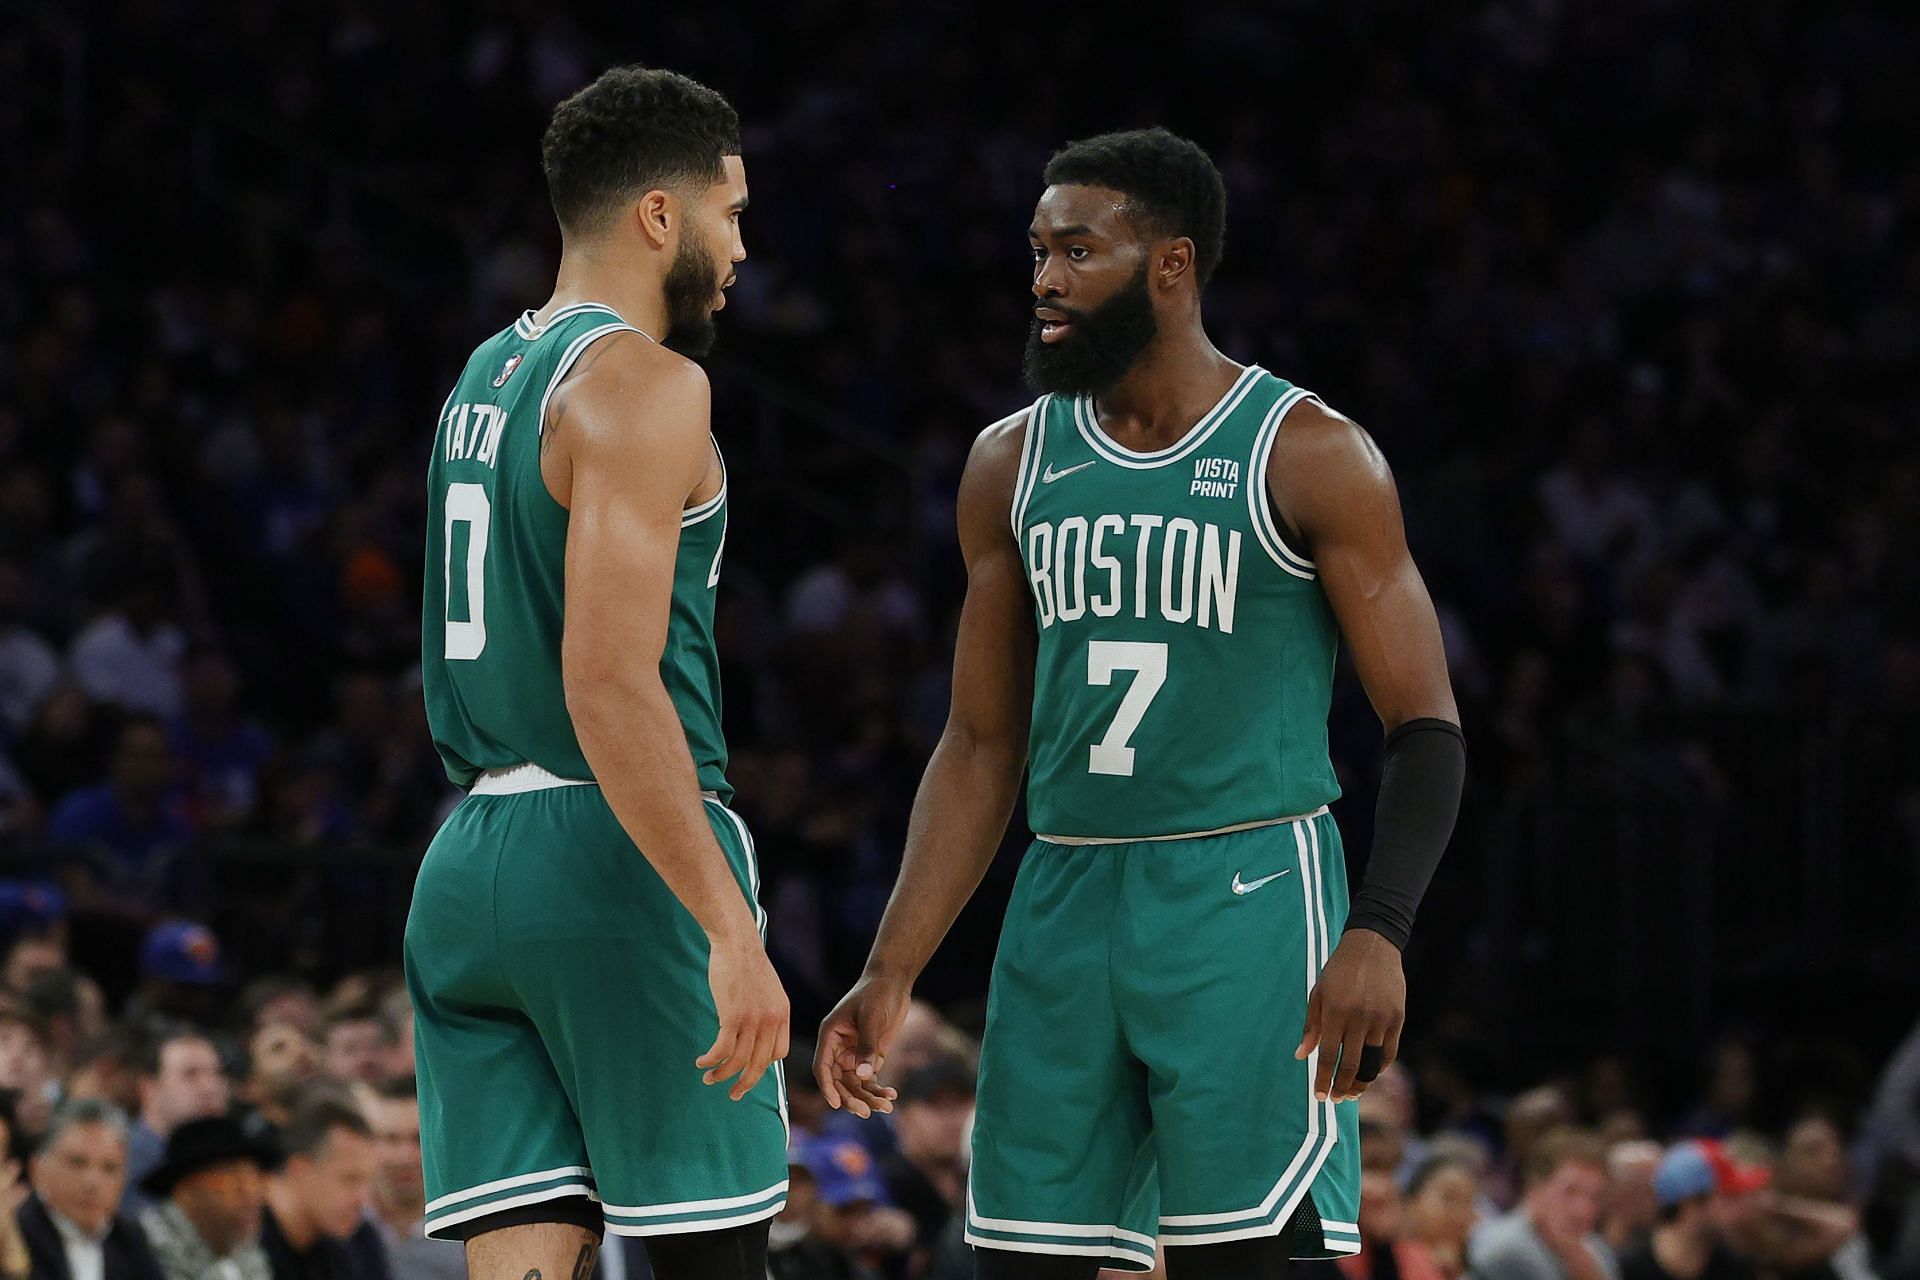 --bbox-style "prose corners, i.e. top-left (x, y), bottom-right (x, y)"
top-left (1043, 127), bottom-right (1228, 287)
top-left (541, 66), bottom-right (740, 235)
